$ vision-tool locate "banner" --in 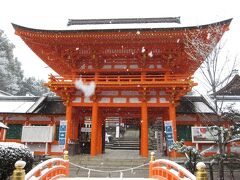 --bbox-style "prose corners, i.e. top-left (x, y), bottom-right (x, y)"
top-left (164, 121), bottom-right (174, 148)
top-left (59, 120), bottom-right (67, 149)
